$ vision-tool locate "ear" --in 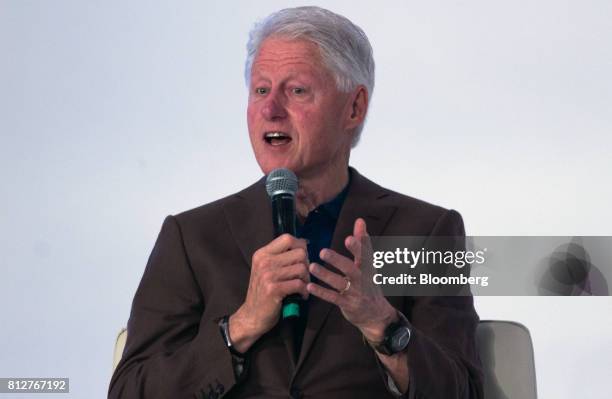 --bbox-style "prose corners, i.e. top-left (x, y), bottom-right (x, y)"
top-left (344, 85), bottom-right (369, 131)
